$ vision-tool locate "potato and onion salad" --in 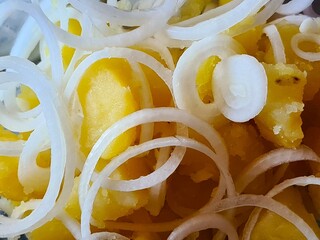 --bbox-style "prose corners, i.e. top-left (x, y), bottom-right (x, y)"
top-left (0, 0), bottom-right (320, 239)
